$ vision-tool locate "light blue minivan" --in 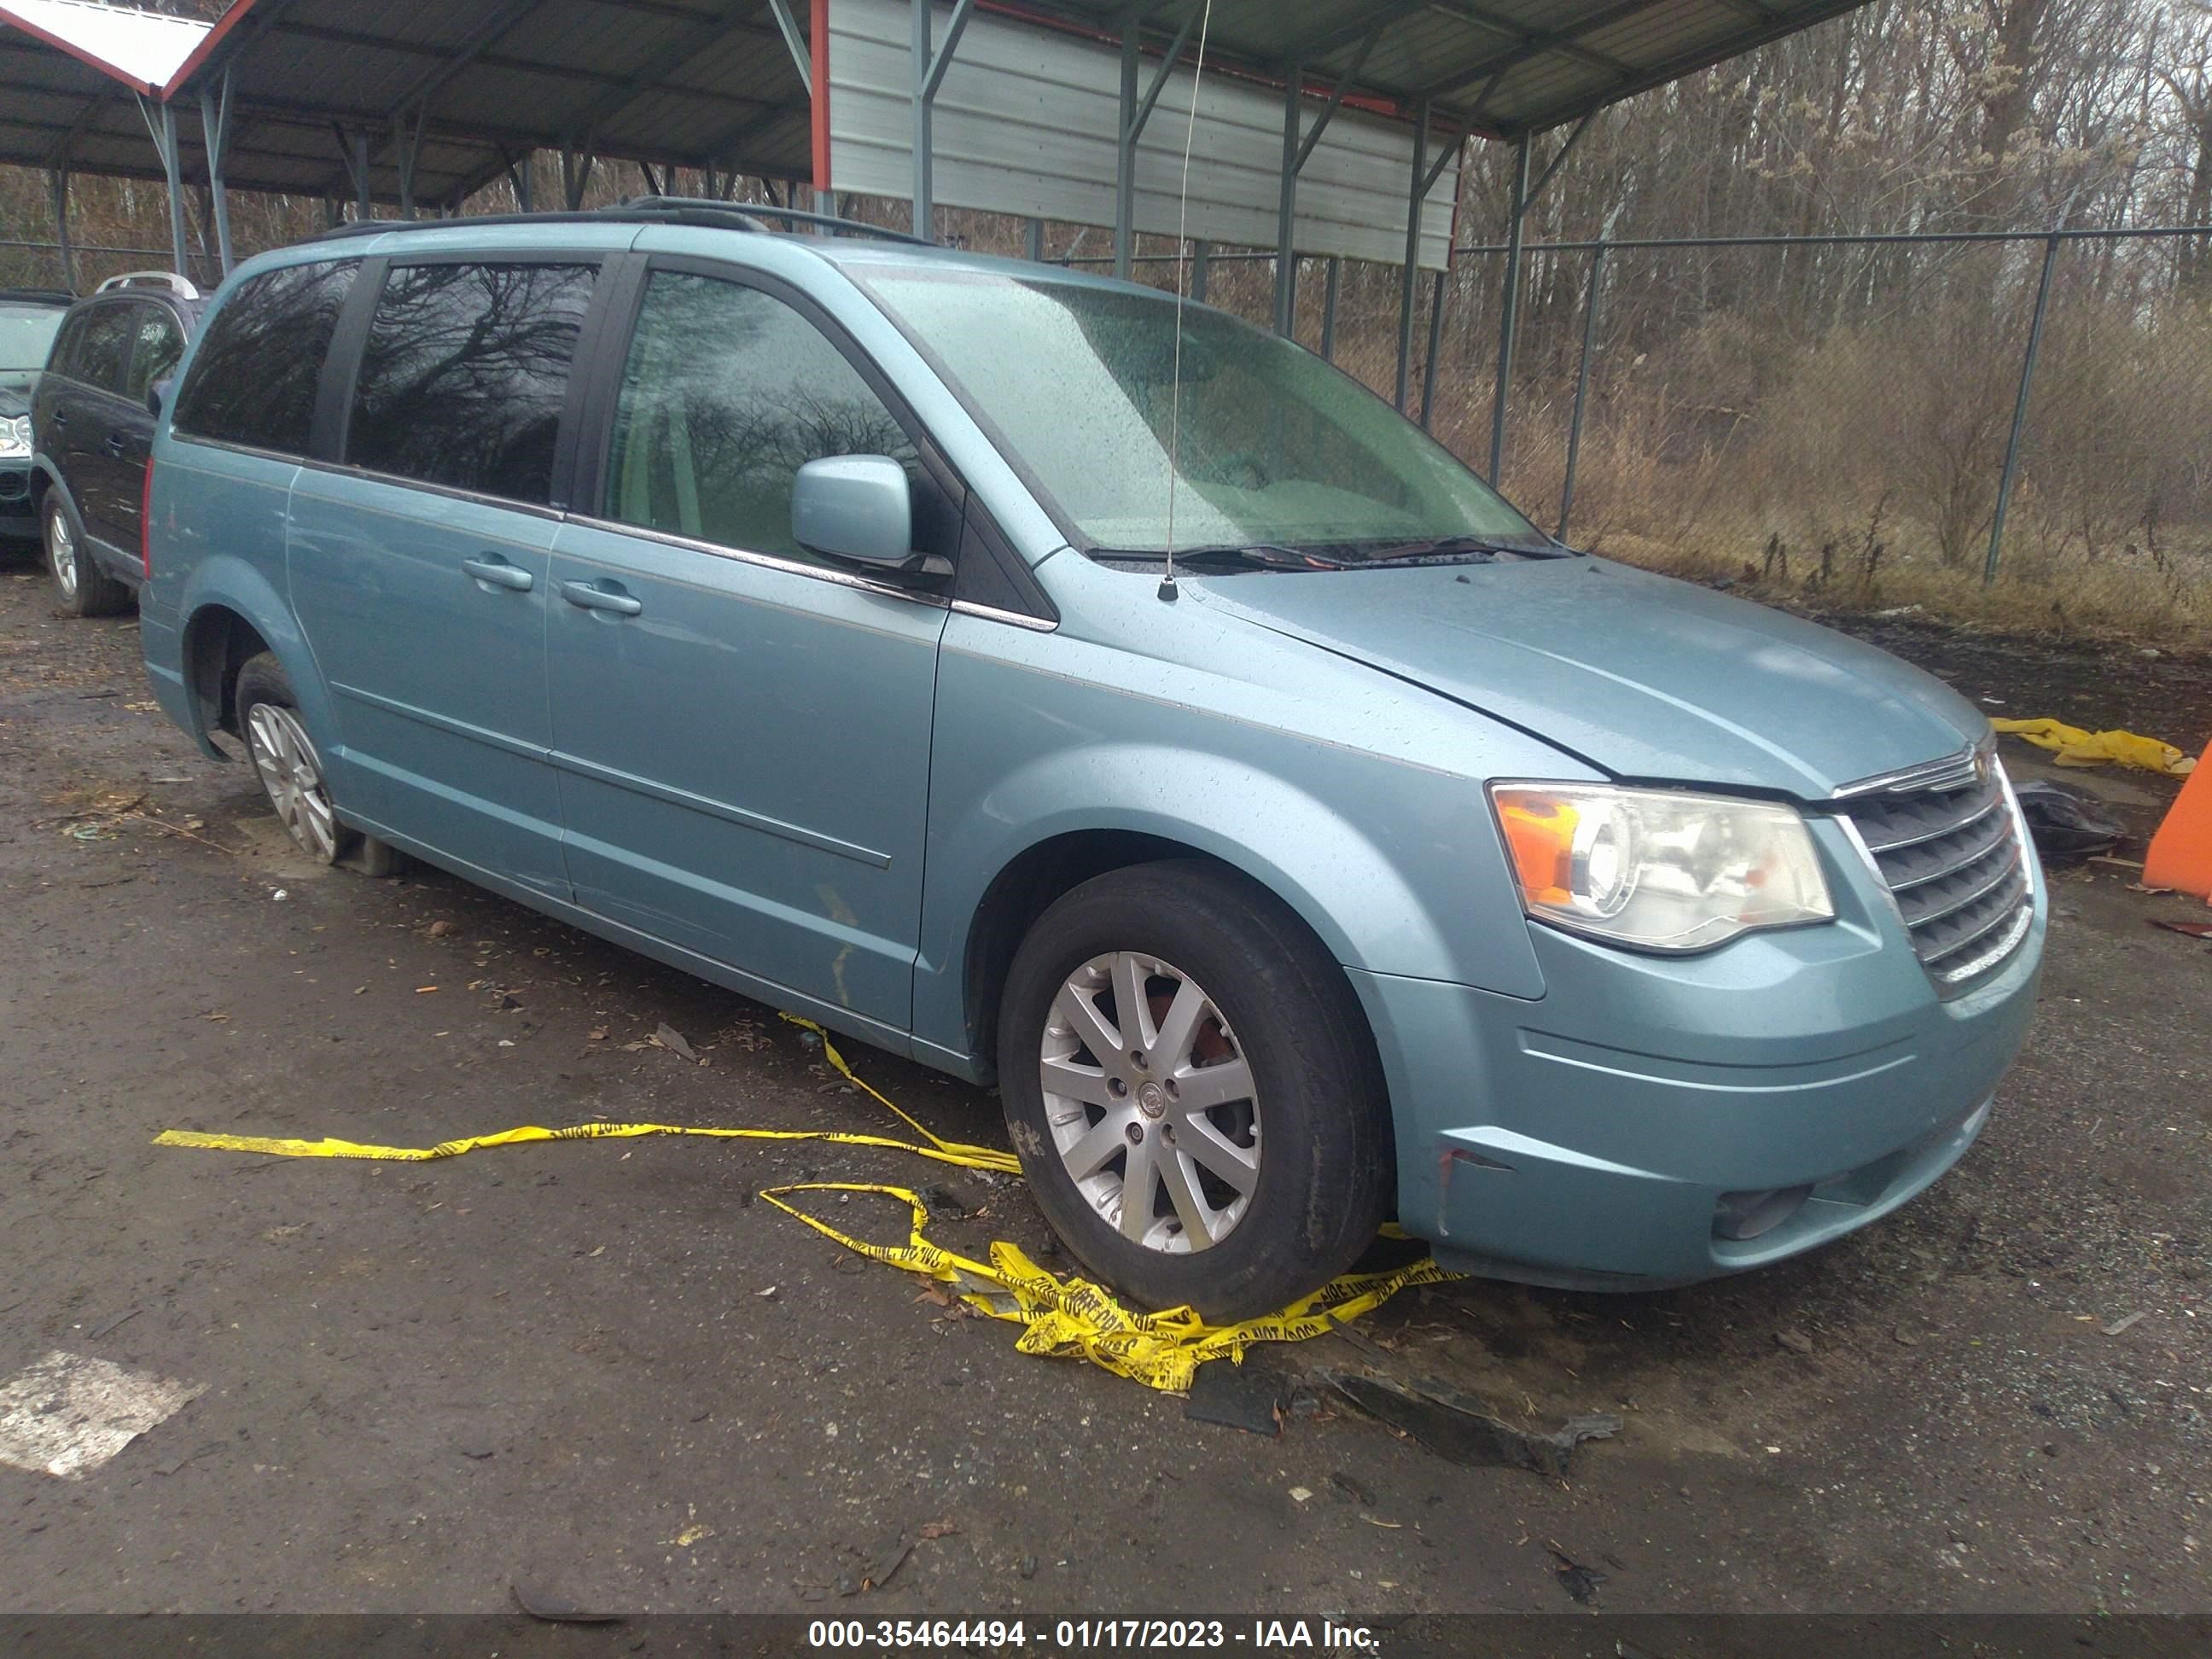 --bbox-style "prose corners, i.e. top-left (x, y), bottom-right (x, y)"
top-left (138, 204), bottom-right (2044, 1318)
